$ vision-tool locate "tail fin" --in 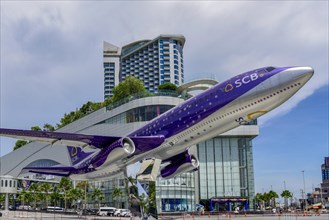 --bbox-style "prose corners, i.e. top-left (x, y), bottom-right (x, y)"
top-left (67, 146), bottom-right (94, 166)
